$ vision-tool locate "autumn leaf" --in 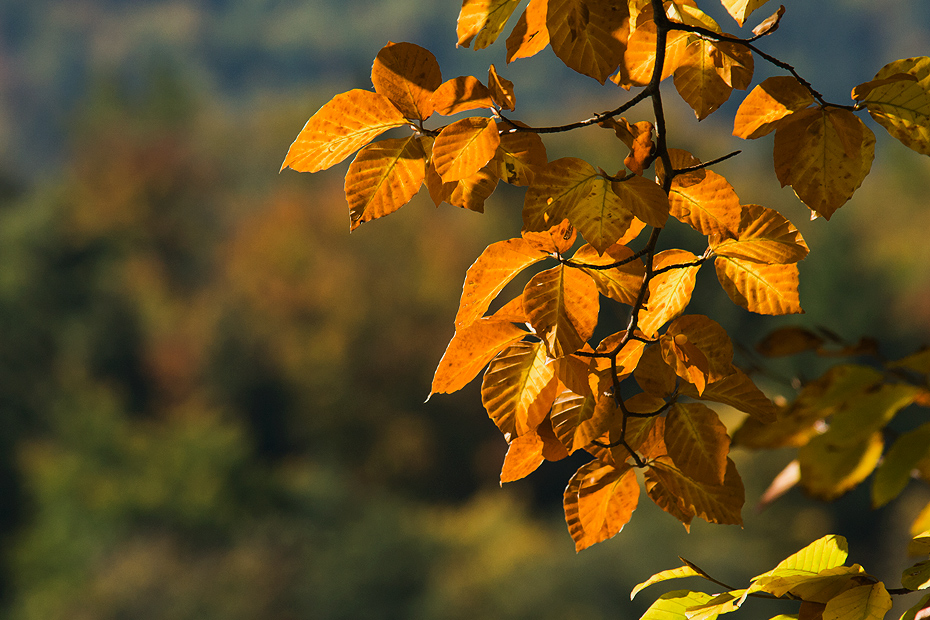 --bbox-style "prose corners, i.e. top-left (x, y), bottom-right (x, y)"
top-left (645, 457), bottom-right (744, 529)
top-left (547, 0), bottom-right (630, 84)
top-left (854, 56), bottom-right (930, 155)
top-left (564, 461), bottom-right (639, 551)
top-left (500, 430), bottom-right (545, 483)
top-left (710, 39), bottom-right (754, 90)
top-left (639, 249), bottom-right (702, 336)
top-left (572, 243), bottom-right (646, 306)
top-left (523, 219), bottom-right (576, 254)
top-left (620, 18), bottom-right (688, 87)
top-left (752, 5), bottom-right (785, 37)
top-left (600, 117), bottom-right (656, 175)
top-left (823, 584), bottom-right (891, 620)
top-left (661, 333), bottom-right (710, 394)
top-left (454, 237), bottom-right (548, 329)
top-left (431, 76), bottom-right (496, 116)
top-left (821, 382), bottom-right (919, 448)
top-left (734, 76), bottom-right (814, 139)
top-left (674, 39), bottom-right (734, 120)
top-left (664, 402), bottom-right (730, 485)
top-left (681, 368), bottom-right (777, 424)
top-left (798, 432), bottom-right (884, 501)
top-left (494, 126), bottom-right (548, 186)
top-left (430, 317), bottom-right (528, 396)
top-left (872, 422), bottom-right (930, 508)
top-left (371, 41), bottom-right (442, 121)
top-left (635, 344), bottom-right (679, 398)
top-left (432, 117), bottom-right (501, 182)
top-left (523, 265), bottom-right (600, 357)
top-left (711, 204), bottom-right (809, 264)
top-left (482, 341), bottom-right (559, 441)
top-left (523, 157), bottom-right (598, 232)
top-left (774, 107), bottom-right (875, 219)
top-left (611, 175), bottom-right (670, 229)
top-left (640, 591), bottom-right (717, 620)
top-left (630, 565), bottom-right (705, 600)
top-left (487, 64), bottom-right (517, 110)
top-left (551, 389), bottom-right (612, 453)
top-left (505, 0), bottom-right (550, 63)
top-left (662, 150), bottom-right (742, 236)
top-left (720, 0), bottom-right (772, 27)
top-left (756, 326), bottom-right (825, 357)
top-left (441, 162), bottom-right (501, 212)
top-left (344, 136), bottom-right (426, 230)
top-left (457, 0), bottom-right (521, 50)
top-left (281, 89), bottom-right (408, 173)
top-left (665, 314), bottom-right (735, 383)
top-left (715, 256), bottom-right (802, 315)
